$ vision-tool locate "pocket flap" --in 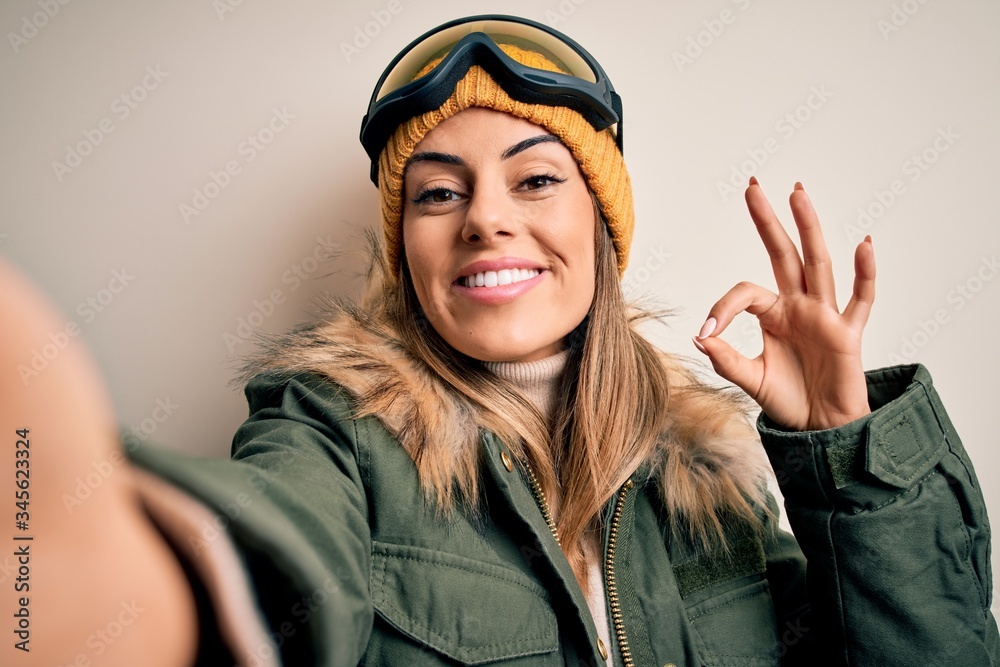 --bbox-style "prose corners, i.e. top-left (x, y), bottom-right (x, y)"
top-left (370, 541), bottom-right (559, 664)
